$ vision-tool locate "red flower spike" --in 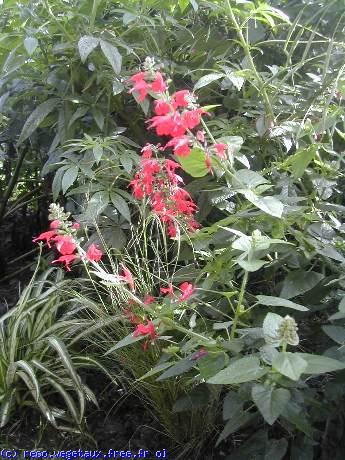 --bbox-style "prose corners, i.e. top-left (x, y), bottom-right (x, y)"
top-left (182, 109), bottom-right (203, 130)
top-left (133, 321), bottom-right (157, 340)
top-left (154, 99), bottom-right (171, 116)
top-left (164, 136), bottom-right (191, 157)
top-left (141, 144), bottom-right (153, 159)
top-left (151, 72), bottom-right (167, 93)
top-left (173, 90), bottom-right (191, 108)
top-left (49, 220), bottom-right (61, 230)
top-left (86, 243), bottom-right (103, 262)
top-left (52, 254), bottom-right (77, 272)
top-left (160, 283), bottom-right (174, 298)
top-left (52, 235), bottom-right (76, 255)
top-left (179, 282), bottom-right (194, 302)
top-left (32, 230), bottom-right (58, 248)
top-left (119, 263), bottom-right (135, 291)
top-left (72, 222), bottom-right (80, 230)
